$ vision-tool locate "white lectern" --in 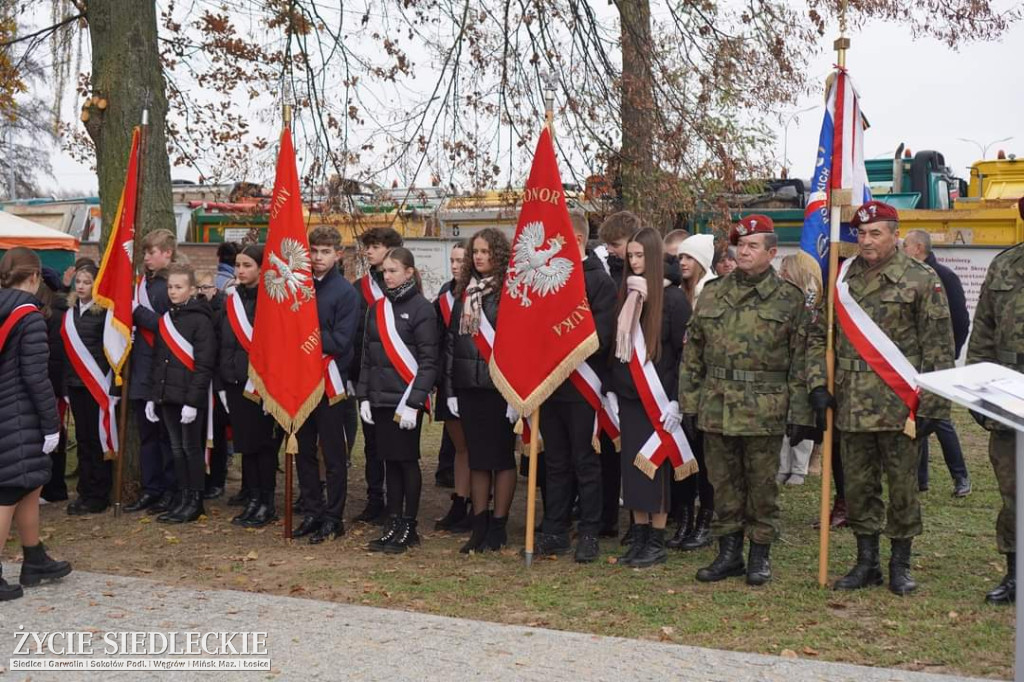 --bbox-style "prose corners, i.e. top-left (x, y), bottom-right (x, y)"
top-left (917, 362), bottom-right (1023, 681)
